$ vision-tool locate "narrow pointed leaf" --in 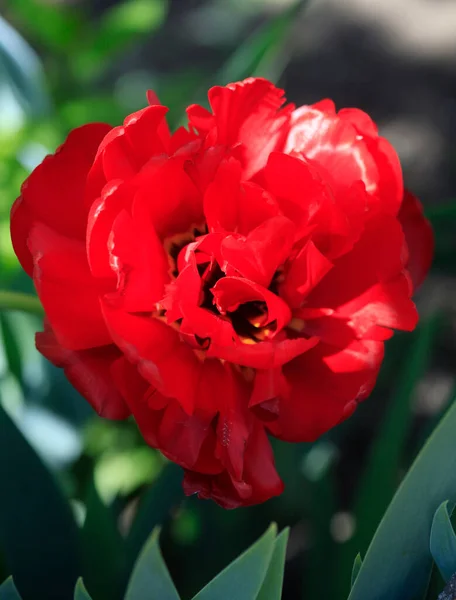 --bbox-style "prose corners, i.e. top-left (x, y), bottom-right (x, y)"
top-left (0, 314), bottom-right (22, 382)
top-left (126, 463), bottom-right (183, 570)
top-left (337, 316), bottom-right (439, 596)
top-left (430, 501), bottom-right (456, 582)
top-left (74, 579), bottom-right (93, 600)
top-left (192, 524), bottom-right (277, 600)
top-left (0, 403), bottom-right (80, 599)
top-left (81, 480), bottom-right (126, 600)
top-left (348, 398), bottom-right (456, 600)
top-left (351, 554), bottom-right (363, 589)
top-left (214, 0), bottom-right (304, 84)
top-left (256, 528), bottom-right (289, 600)
top-left (0, 577), bottom-right (22, 600)
top-left (125, 528), bottom-right (180, 600)
top-left (0, 15), bottom-right (51, 119)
